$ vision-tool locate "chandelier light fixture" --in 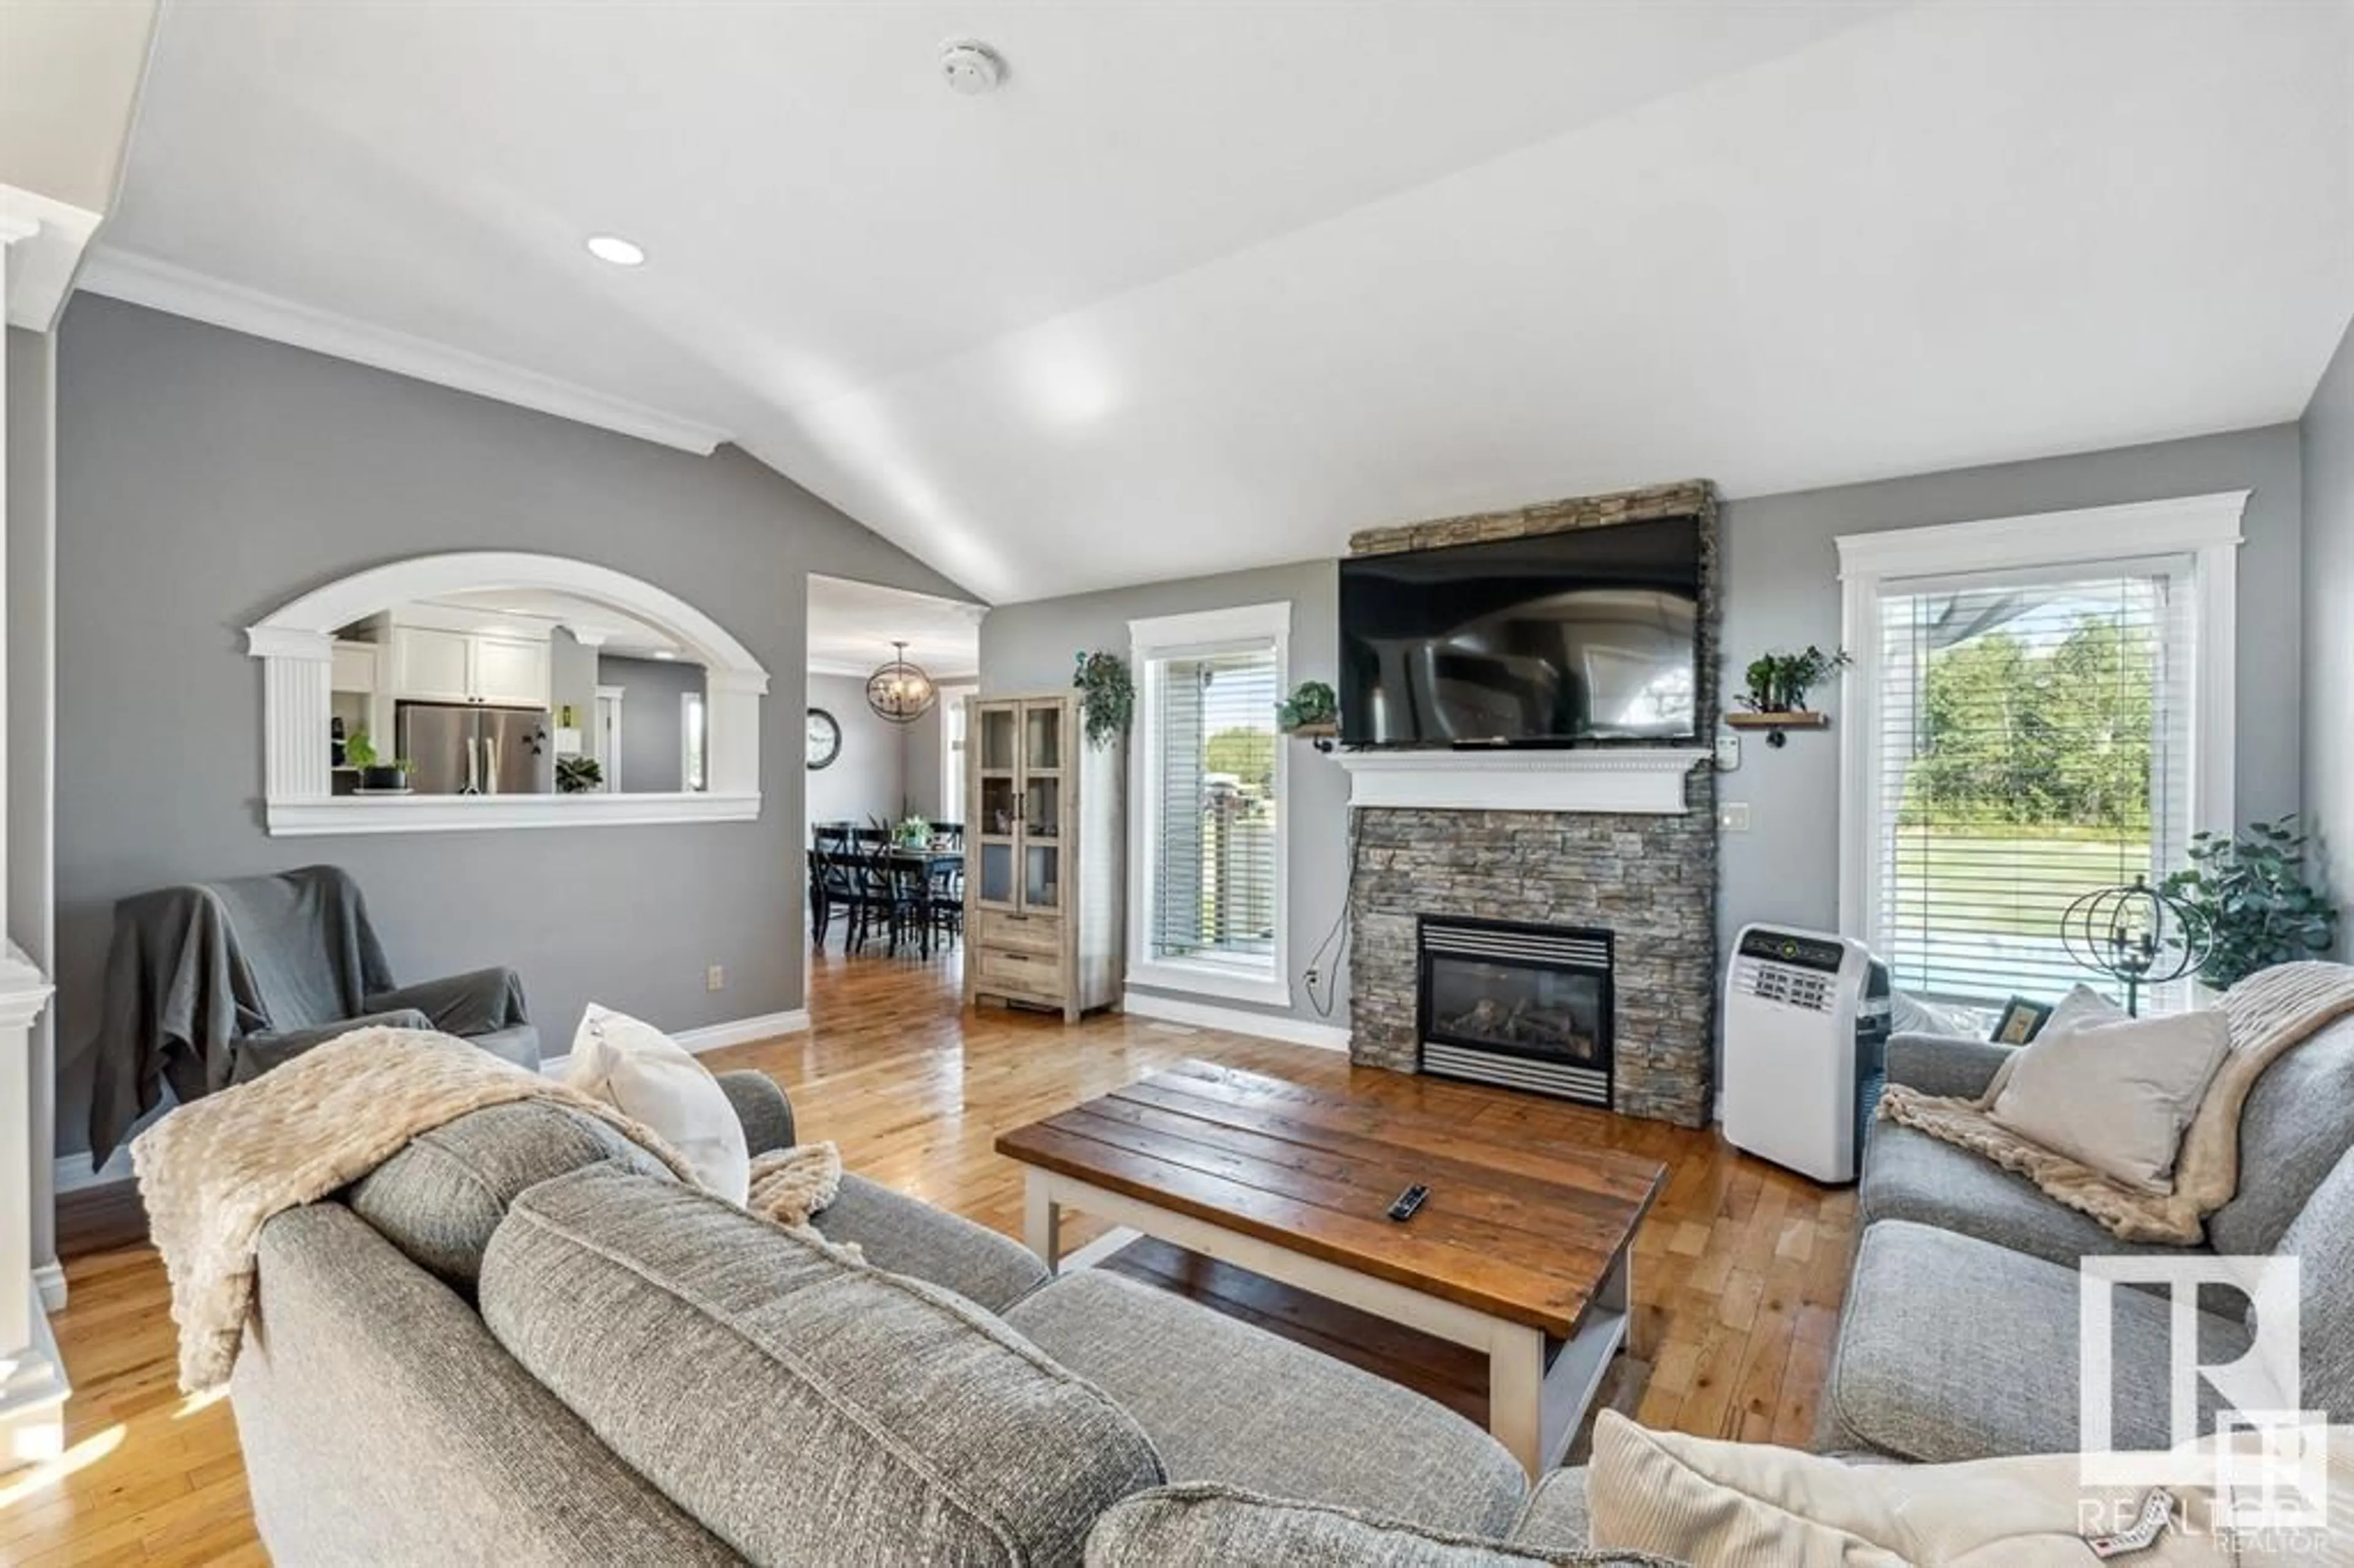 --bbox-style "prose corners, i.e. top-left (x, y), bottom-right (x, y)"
top-left (866, 639), bottom-right (938, 725)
